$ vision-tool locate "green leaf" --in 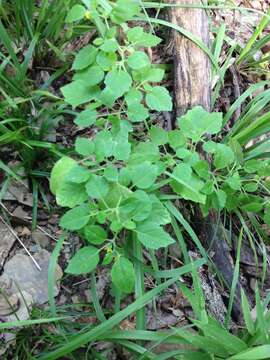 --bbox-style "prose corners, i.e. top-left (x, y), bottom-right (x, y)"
top-left (84, 225), bottom-right (107, 245)
top-left (127, 51), bottom-right (150, 70)
top-left (66, 246), bottom-right (99, 275)
top-left (244, 159), bottom-right (261, 173)
top-left (60, 205), bottom-right (90, 230)
top-left (178, 106), bottom-right (223, 142)
top-left (118, 190), bottom-right (152, 222)
top-left (110, 0), bottom-right (140, 24)
top-left (226, 172), bottom-right (241, 190)
top-left (146, 195), bottom-right (171, 225)
top-left (127, 26), bottom-right (161, 47)
top-left (72, 45), bottom-right (98, 70)
top-left (192, 160), bottom-right (210, 180)
top-left (73, 66), bottom-right (104, 86)
top-left (146, 86), bottom-right (172, 111)
top-left (75, 137), bottom-right (95, 156)
top-left (96, 51), bottom-right (117, 71)
top-left (103, 70), bottom-right (132, 101)
top-left (228, 345), bottom-right (270, 360)
top-left (134, 67), bottom-right (165, 82)
top-left (150, 126), bottom-right (168, 145)
top-left (135, 222), bottom-right (175, 249)
top-left (127, 103), bottom-right (149, 122)
top-left (66, 4), bottom-right (86, 23)
top-left (74, 109), bottom-right (97, 127)
top-left (263, 206), bottom-right (270, 226)
top-left (65, 165), bottom-right (90, 184)
top-left (56, 182), bottom-right (88, 208)
top-left (168, 130), bottom-right (186, 150)
top-left (129, 162), bottom-right (158, 189)
top-left (104, 167), bottom-right (118, 182)
top-left (214, 144), bottom-right (235, 169)
top-left (61, 81), bottom-right (99, 107)
top-left (50, 157), bottom-right (76, 195)
top-left (86, 175), bottom-right (109, 199)
top-left (94, 130), bottom-right (114, 160)
top-left (169, 163), bottom-right (206, 204)
top-left (241, 288), bottom-right (255, 335)
top-left (111, 256), bottom-right (135, 294)
top-left (129, 142), bottom-right (160, 164)
top-left (100, 39), bottom-right (118, 52)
